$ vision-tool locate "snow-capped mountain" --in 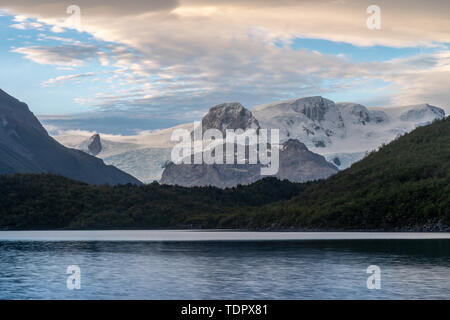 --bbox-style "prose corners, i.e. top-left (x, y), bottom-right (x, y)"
top-left (53, 97), bottom-right (446, 181)
top-left (200, 102), bottom-right (260, 136)
top-left (253, 97), bottom-right (445, 169)
top-left (253, 96), bottom-right (345, 149)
